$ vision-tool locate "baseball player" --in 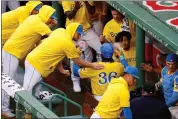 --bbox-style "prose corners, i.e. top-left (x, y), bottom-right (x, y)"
top-left (100, 6), bottom-right (130, 44)
top-left (156, 54), bottom-right (178, 118)
top-left (62, 1), bottom-right (103, 92)
top-left (2, 5), bottom-right (57, 118)
top-left (73, 43), bottom-right (125, 101)
top-left (23, 23), bottom-right (104, 98)
top-left (2, 1), bottom-right (43, 46)
top-left (90, 66), bottom-right (139, 119)
top-left (114, 31), bottom-right (136, 67)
